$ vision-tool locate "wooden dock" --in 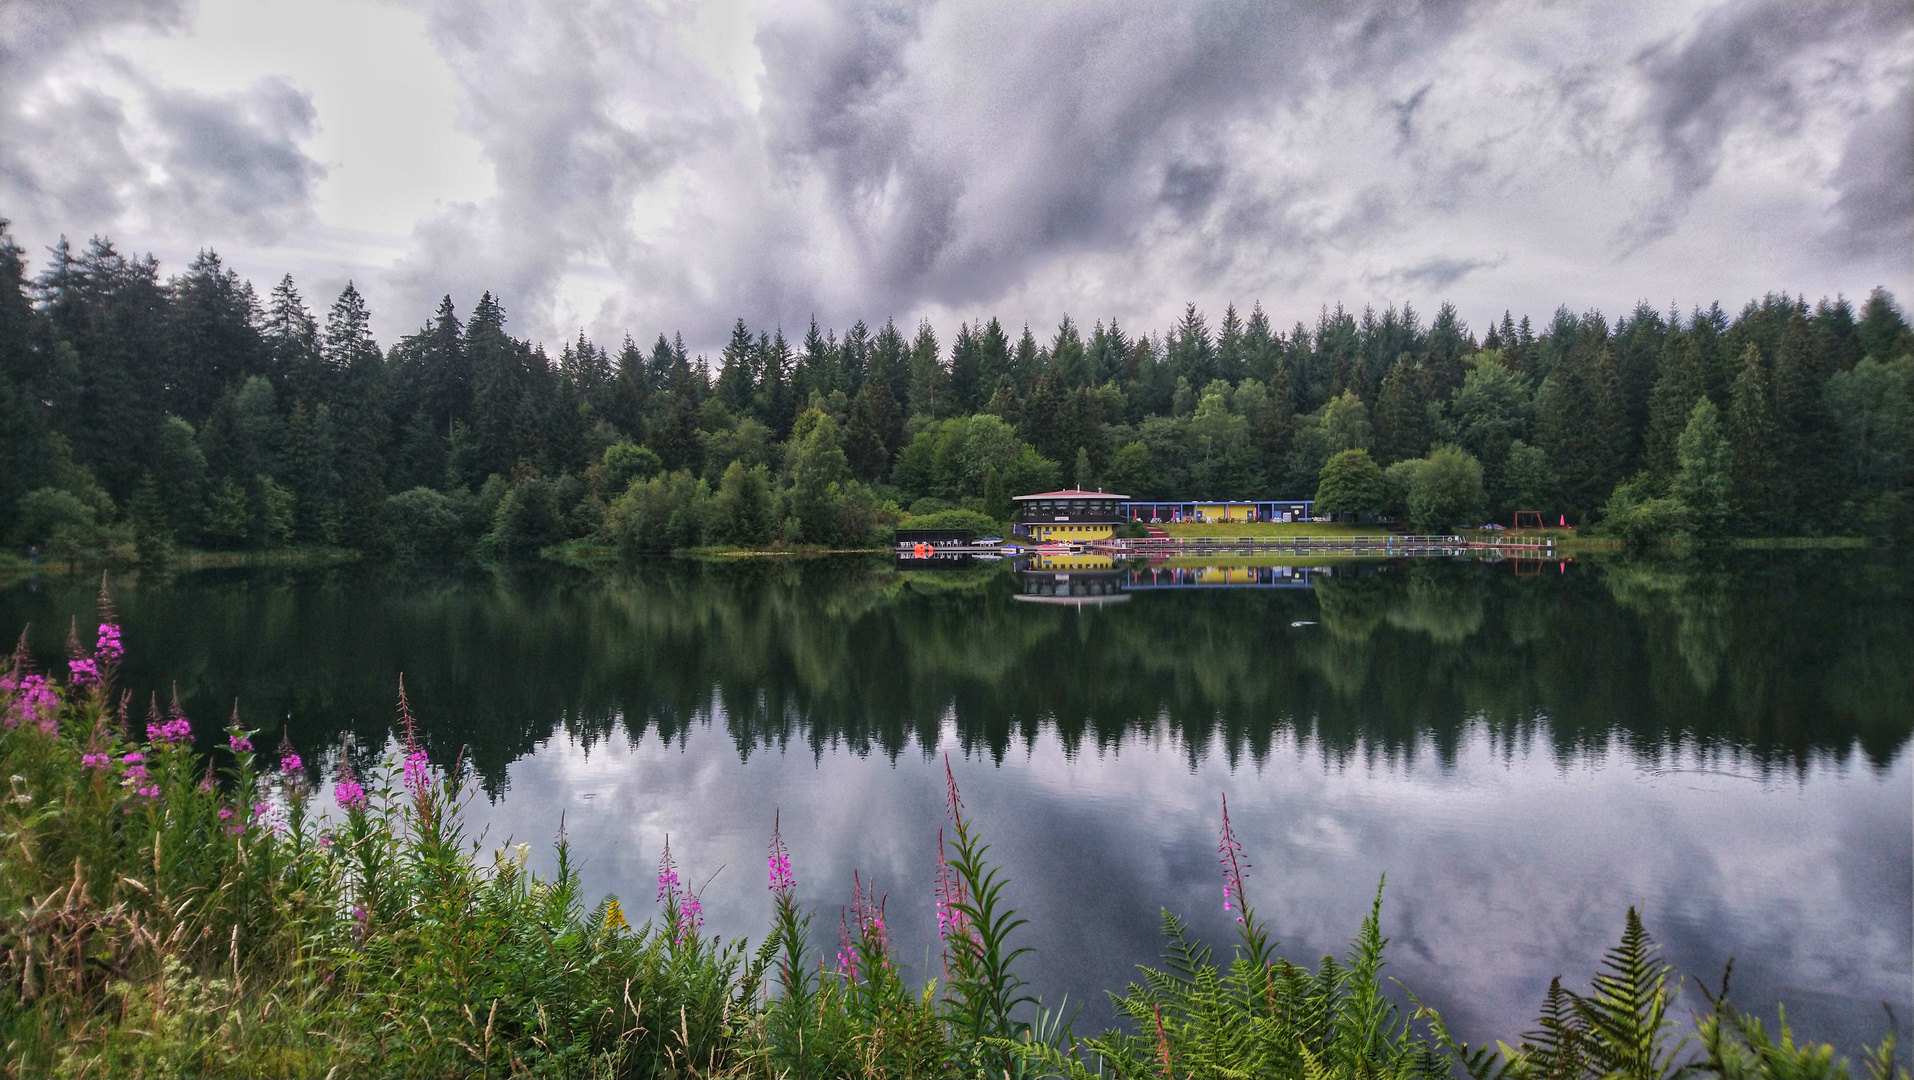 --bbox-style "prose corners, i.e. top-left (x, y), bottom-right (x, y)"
top-left (1093, 535), bottom-right (1477, 556)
